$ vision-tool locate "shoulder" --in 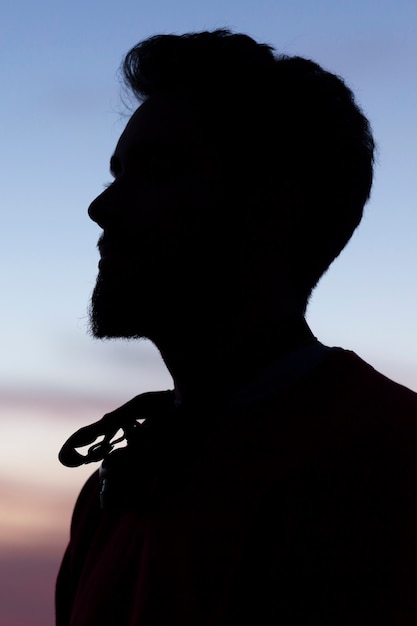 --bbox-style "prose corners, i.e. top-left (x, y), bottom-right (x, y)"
top-left (328, 346), bottom-right (416, 394)
top-left (289, 345), bottom-right (417, 420)
top-left (297, 347), bottom-right (417, 480)
top-left (246, 345), bottom-right (417, 473)
top-left (321, 347), bottom-right (417, 428)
